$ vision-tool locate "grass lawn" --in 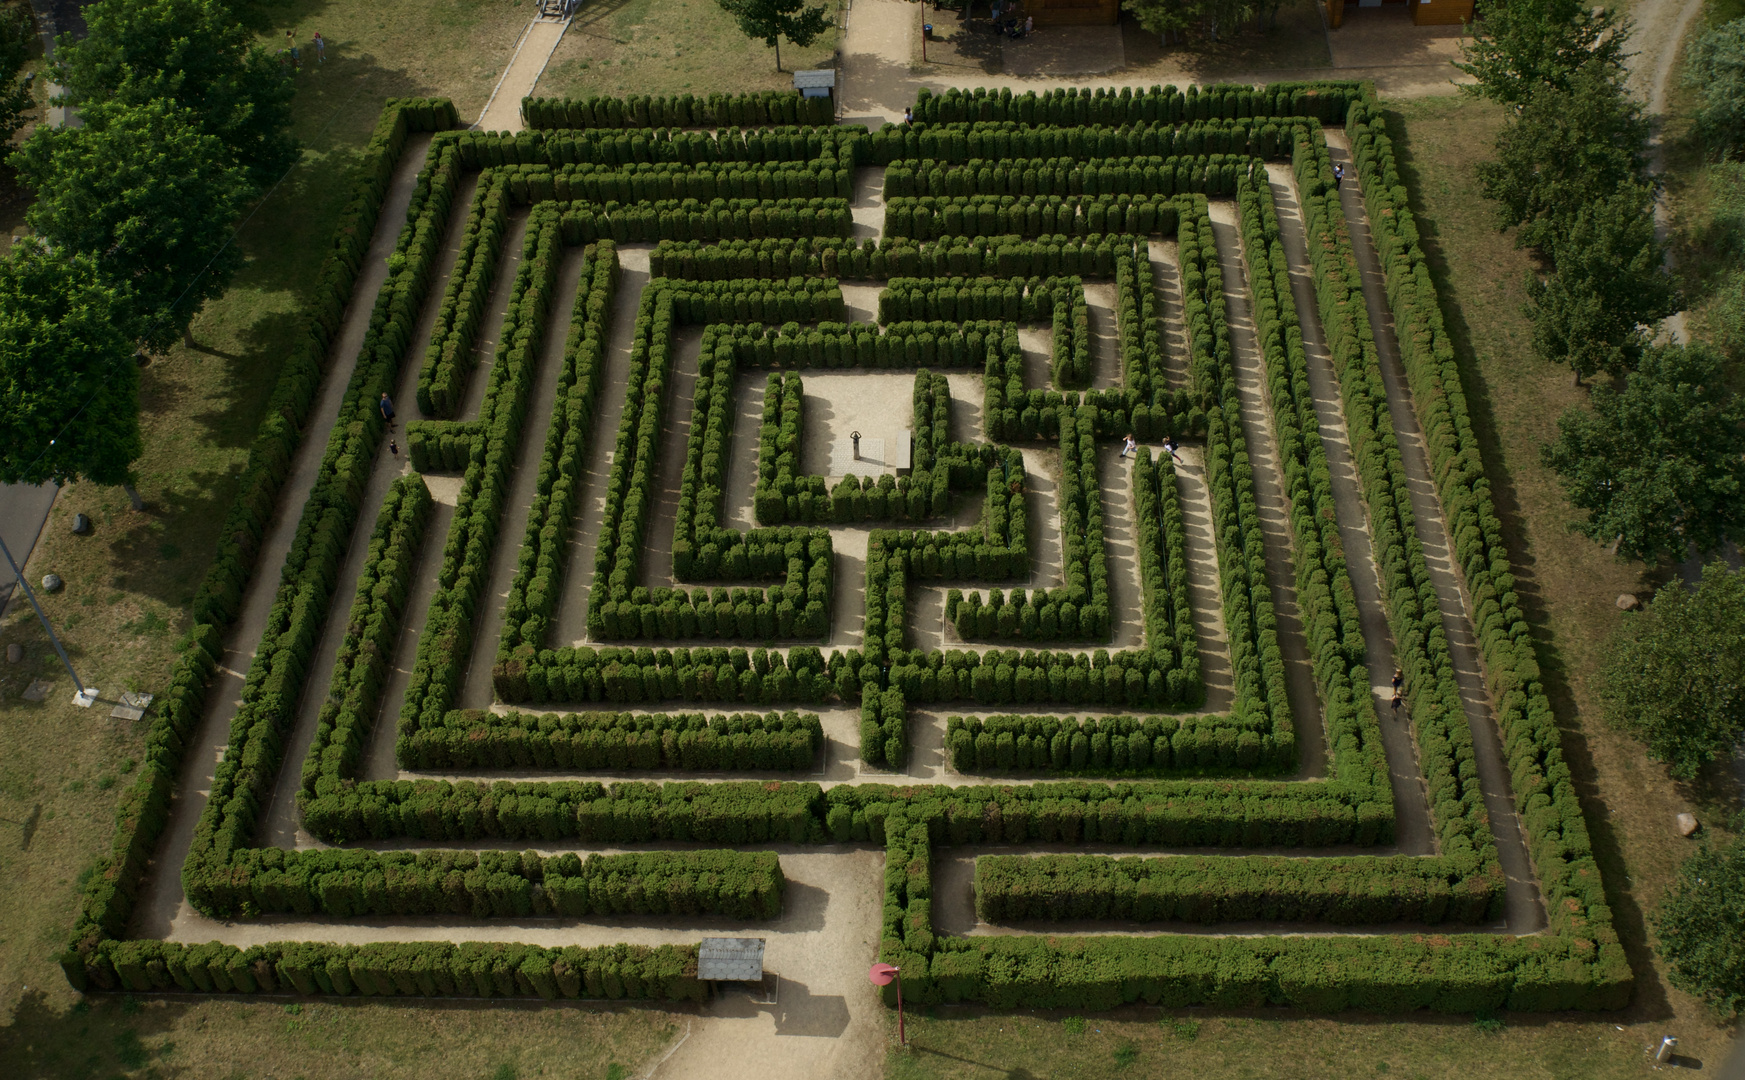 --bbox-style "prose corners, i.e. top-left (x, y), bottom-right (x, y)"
top-left (0, 1), bottom-right (688, 1073)
top-left (536, 0), bottom-right (842, 100)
